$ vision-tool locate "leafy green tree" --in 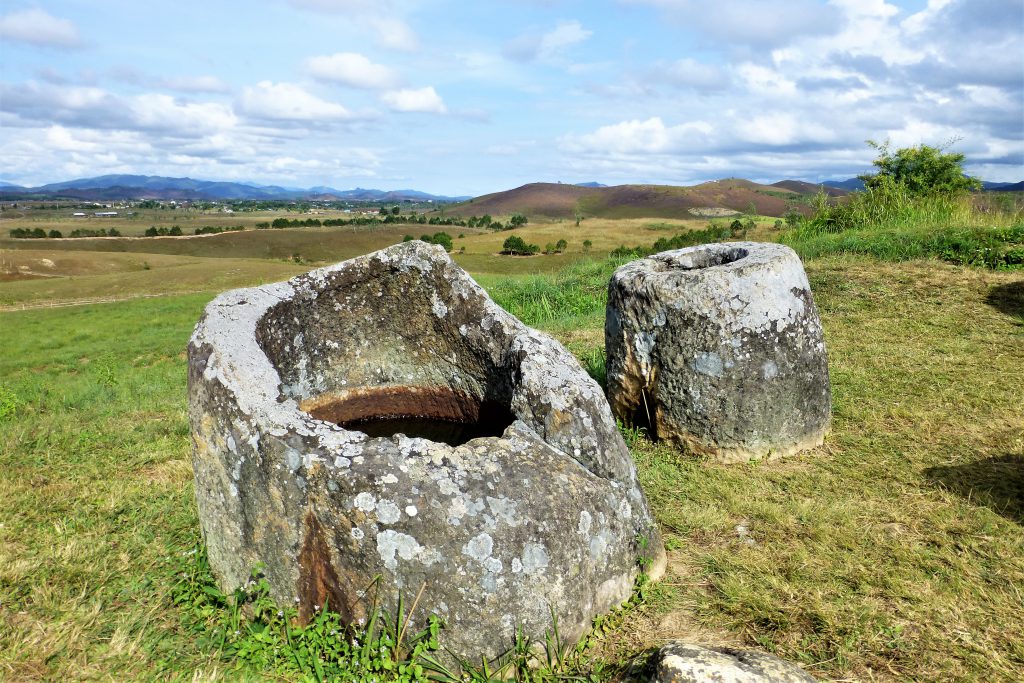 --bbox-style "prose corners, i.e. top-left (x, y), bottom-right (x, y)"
top-left (509, 213), bottom-right (528, 227)
top-left (582, 239), bottom-right (592, 252)
top-left (391, 206), bottom-right (400, 216)
top-left (860, 140), bottom-right (981, 196)
top-left (431, 232), bottom-right (453, 251)
top-left (48, 229), bottom-right (62, 238)
top-left (555, 238), bottom-right (568, 253)
top-left (502, 235), bottom-right (538, 255)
